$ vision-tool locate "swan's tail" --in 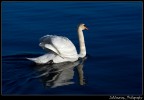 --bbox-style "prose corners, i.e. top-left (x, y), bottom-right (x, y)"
top-left (26, 57), bottom-right (37, 62)
top-left (26, 57), bottom-right (48, 64)
top-left (26, 53), bottom-right (56, 64)
top-left (26, 57), bottom-right (41, 64)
